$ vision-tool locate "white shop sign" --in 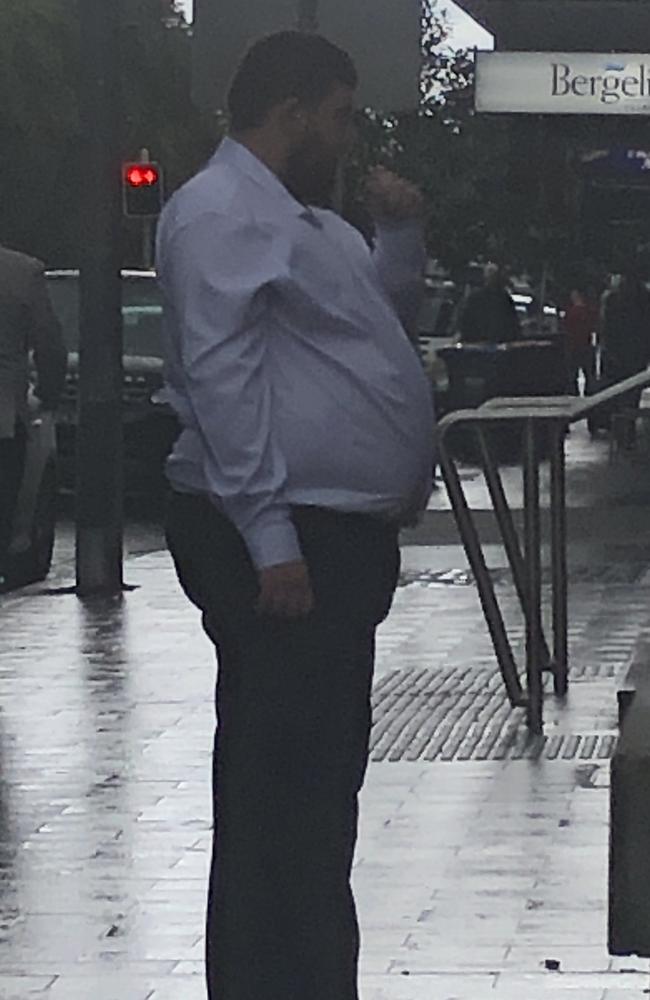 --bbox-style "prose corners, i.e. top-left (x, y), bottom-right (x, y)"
top-left (476, 51), bottom-right (650, 115)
